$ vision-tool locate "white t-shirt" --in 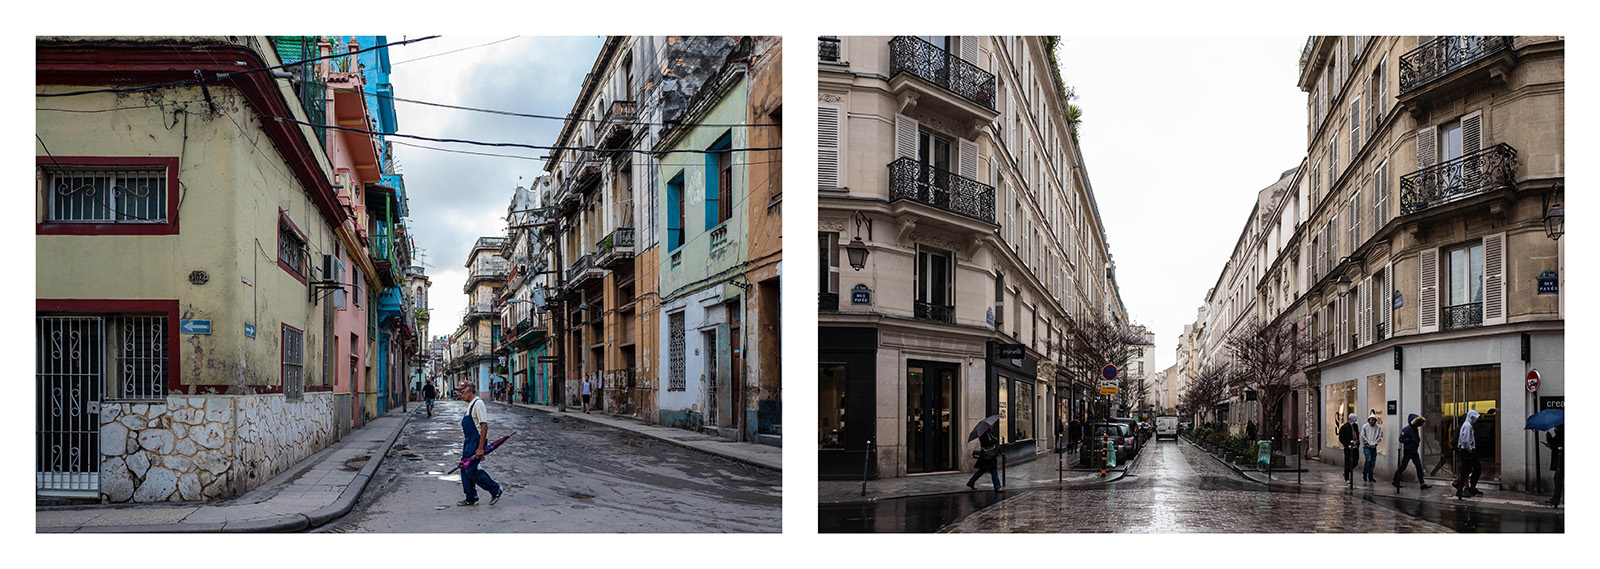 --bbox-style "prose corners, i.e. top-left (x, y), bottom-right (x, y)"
top-left (582, 380), bottom-right (592, 395)
top-left (467, 397), bottom-right (489, 437)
